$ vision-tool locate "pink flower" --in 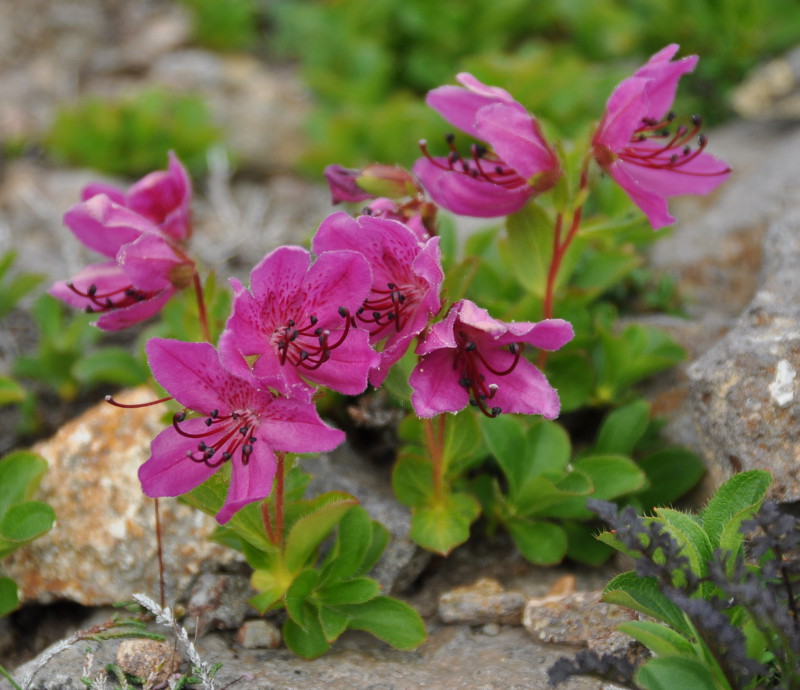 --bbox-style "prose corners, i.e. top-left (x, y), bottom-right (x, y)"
top-left (49, 195), bottom-right (194, 330)
top-left (413, 73), bottom-right (560, 218)
top-left (220, 245), bottom-right (379, 396)
top-left (138, 338), bottom-right (344, 524)
top-left (410, 300), bottom-right (573, 418)
top-left (591, 44), bottom-right (730, 229)
top-left (81, 151), bottom-right (192, 241)
top-left (313, 212), bottom-right (444, 386)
